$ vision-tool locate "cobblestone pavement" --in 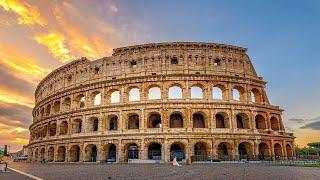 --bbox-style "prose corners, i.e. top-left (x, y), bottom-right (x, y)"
top-left (9, 162), bottom-right (320, 180)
